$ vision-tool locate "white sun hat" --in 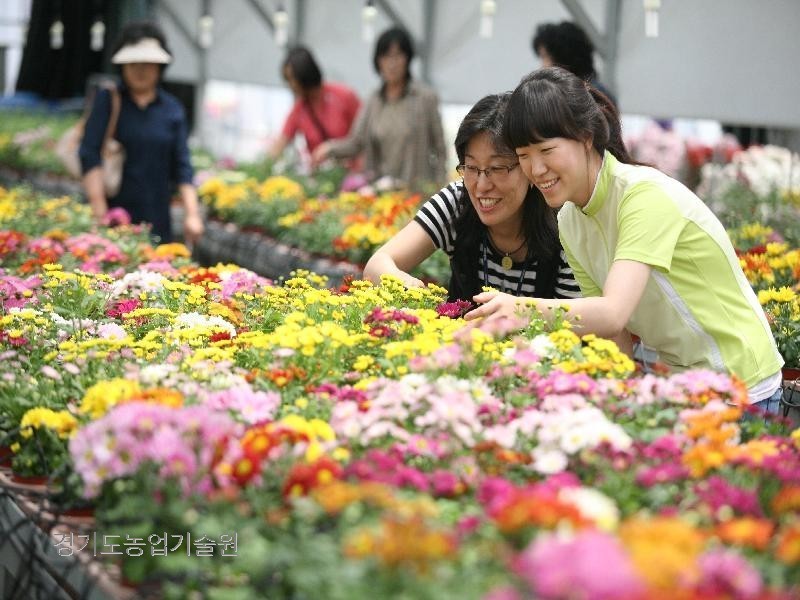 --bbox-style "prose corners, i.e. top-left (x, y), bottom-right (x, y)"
top-left (111, 37), bottom-right (172, 65)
